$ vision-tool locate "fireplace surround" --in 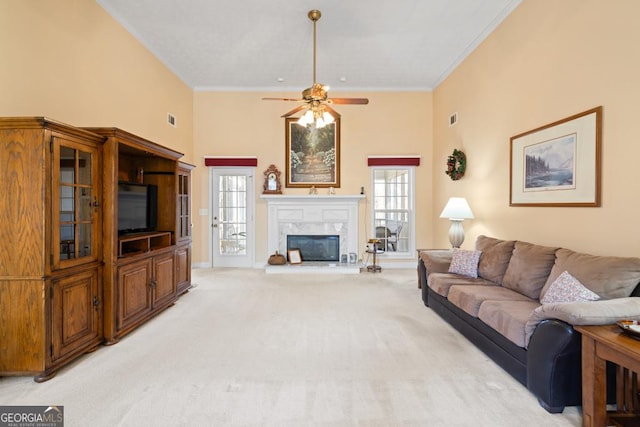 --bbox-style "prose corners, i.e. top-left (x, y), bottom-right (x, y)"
top-left (261, 195), bottom-right (364, 273)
